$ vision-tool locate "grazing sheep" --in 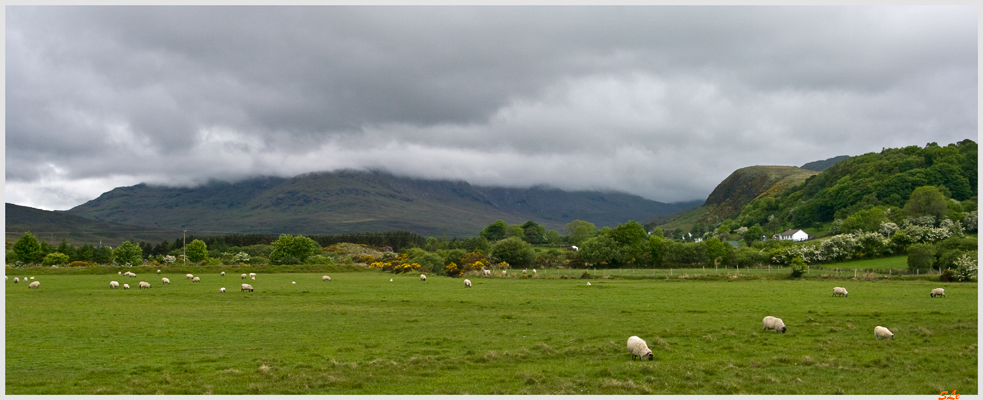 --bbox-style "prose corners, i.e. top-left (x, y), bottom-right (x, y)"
top-left (241, 273), bottom-right (248, 279)
top-left (763, 316), bottom-right (787, 333)
top-left (533, 269), bottom-right (537, 274)
top-left (220, 287), bottom-right (226, 293)
top-left (138, 281), bottom-right (151, 289)
top-left (833, 287), bottom-right (848, 297)
top-left (28, 281), bottom-right (40, 289)
top-left (192, 276), bottom-right (200, 283)
top-left (221, 271), bottom-right (225, 276)
top-left (420, 274), bottom-right (427, 281)
top-left (390, 278), bottom-right (393, 282)
top-left (522, 269), bottom-right (527, 274)
top-left (186, 274), bottom-right (194, 280)
top-left (162, 277), bottom-right (170, 284)
top-left (464, 279), bottom-right (472, 288)
top-left (930, 288), bottom-right (945, 298)
top-left (30, 276), bottom-right (34, 280)
top-left (110, 281), bottom-right (119, 289)
top-left (322, 275), bottom-right (332, 281)
top-left (157, 269), bottom-right (161, 274)
top-left (249, 273), bottom-right (256, 278)
top-left (587, 282), bottom-right (592, 286)
top-left (292, 281), bottom-right (296, 284)
top-left (627, 336), bottom-right (654, 361)
top-left (13, 277), bottom-right (19, 284)
top-left (241, 283), bottom-right (254, 292)
top-left (502, 270), bottom-right (507, 276)
top-left (482, 269), bottom-right (491, 276)
top-left (118, 271), bottom-right (122, 275)
top-left (123, 283), bottom-right (130, 289)
top-left (874, 326), bottom-right (894, 340)
top-left (251, 276), bottom-right (255, 280)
